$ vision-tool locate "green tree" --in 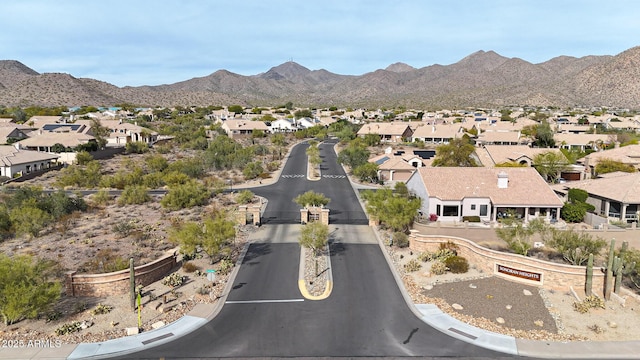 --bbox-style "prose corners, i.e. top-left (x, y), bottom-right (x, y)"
top-left (432, 137), bottom-right (478, 167)
top-left (145, 154), bottom-right (169, 172)
top-left (594, 158), bottom-right (637, 175)
top-left (75, 151), bottom-right (93, 166)
top-left (169, 215), bottom-right (235, 264)
top-left (293, 191), bottom-right (330, 208)
top-left (299, 221), bottom-right (329, 256)
top-left (337, 139), bottom-right (370, 169)
top-left (546, 229), bottom-right (607, 265)
top-left (363, 133), bottom-right (381, 146)
top-left (9, 200), bottom-right (52, 239)
top-left (495, 217), bottom-right (547, 256)
top-left (90, 118), bottom-right (110, 149)
top-left (235, 190), bottom-right (254, 204)
top-left (169, 222), bottom-right (202, 258)
top-left (160, 180), bottom-right (210, 210)
top-left (243, 161), bottom-right (264, 180)
top-left (125, 141), bottom-right (149, 154)
top-left (533, 121), bottom-right (555, 148)
top-left (201, 216), bottom-right (236, 263)
top-left (228, 105), bottom-right (244, 113)
top-left (51, 143), bottom-right (68, 153)
top-left (353, 162), bottom-right (379, 183)
top-left (294, 109), bottom-right (313, 119)
top-left (0, 255), bottom-right (61, 325)
top-left (533, 151), bottom-right (569, 183)
top-left (361, 187), bottom-right (421, 232)
top-left (560, 202), bottom-right (587, 223)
